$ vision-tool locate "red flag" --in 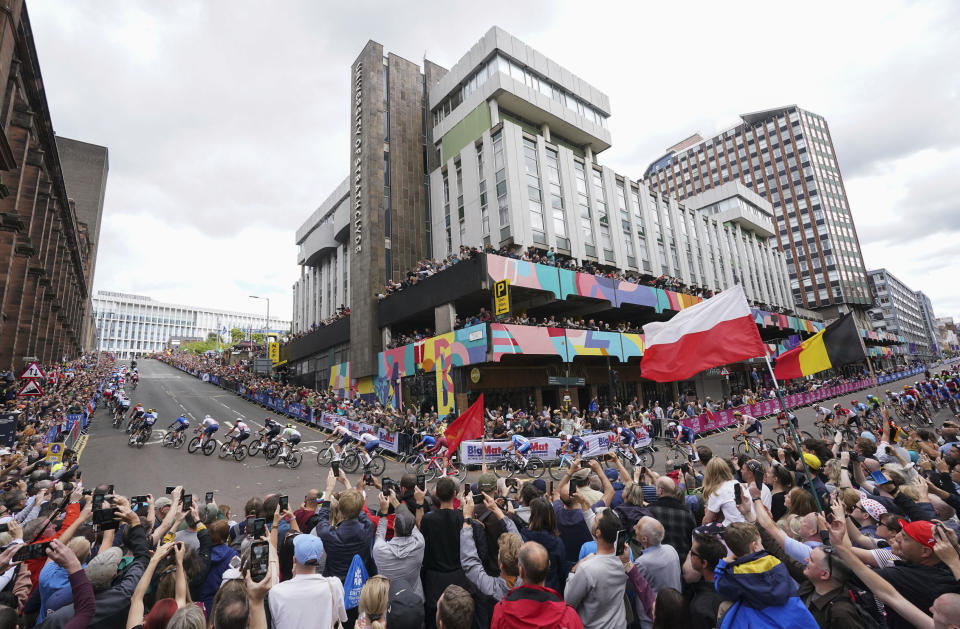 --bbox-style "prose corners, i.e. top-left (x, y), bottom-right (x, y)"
top-left (445, 393), bottom-right (485, 453)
